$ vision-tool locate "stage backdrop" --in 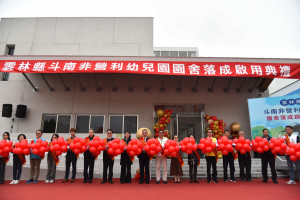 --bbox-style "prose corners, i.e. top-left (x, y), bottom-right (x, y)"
top-left (248, 94), bottom-right (300, 139)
